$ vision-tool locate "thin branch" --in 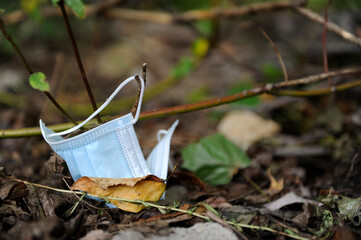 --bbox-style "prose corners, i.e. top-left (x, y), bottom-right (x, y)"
top-left (1, 67), bottom-right (360, 138)
top-left (58, 0), bottom-right (102, 123)
top-left (259, 28), bottom-right (288, 82)
top-left (3, 0), bottom-right (306, 26)
top-left (104, 0), bottom-right (306, 23)
top-left (131, 64), bottom-right (147, 117)
top-left (44, 92), bottom-right (78, 126)
top-left (322, 0), bottom-right (332, 85)
top-left (0, 18), bottom-right (32, 73)
top-left (0, 17), bottom-right (77, 125)
top-left (272, 78), bottom-right (361, 97)
top-left (295, 7), bottom-right (361, 48)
